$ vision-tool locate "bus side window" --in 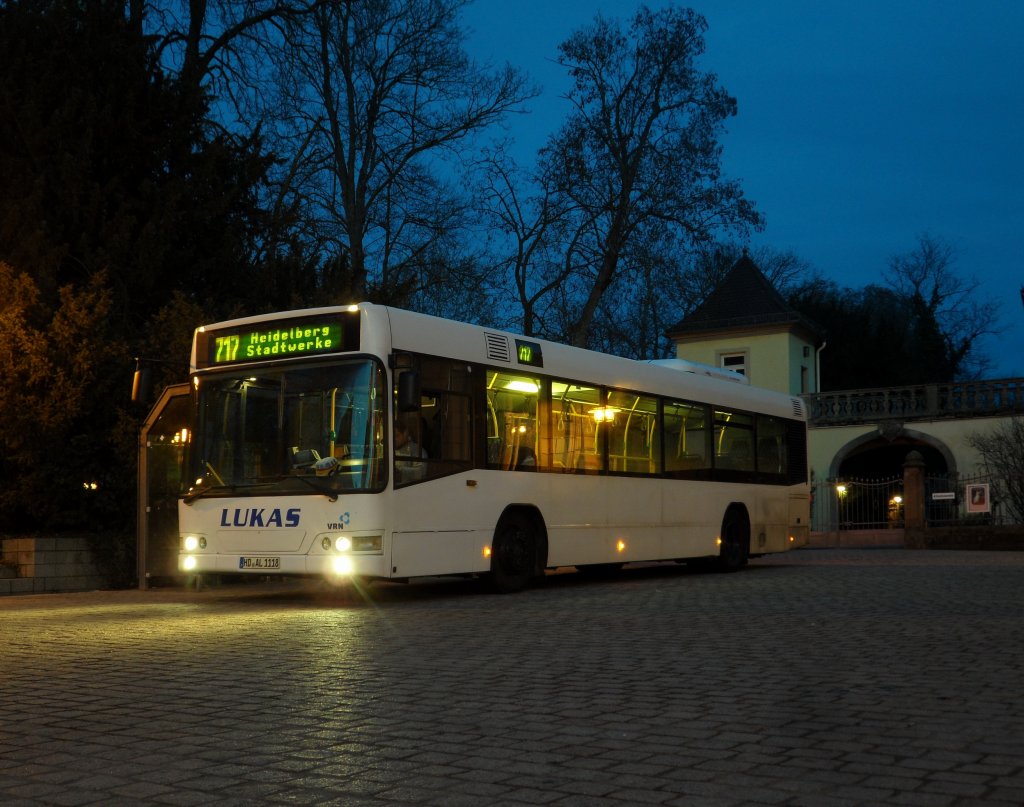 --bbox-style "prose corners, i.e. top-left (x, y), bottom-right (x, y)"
top-left (664, 401), bottom-right (710, 476)
top-left (715, 409), bottom-right (754, 473)
top-left (396, 357), bottom-right (472, 485)
top-left (551, 381), bottom-right (601, 473)
top-left (486, 372), bottom-right (539, 471)
top-left (607, 390), bottom-right (659, 474)
top-left (756, 415), bottom-right (787, 477)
